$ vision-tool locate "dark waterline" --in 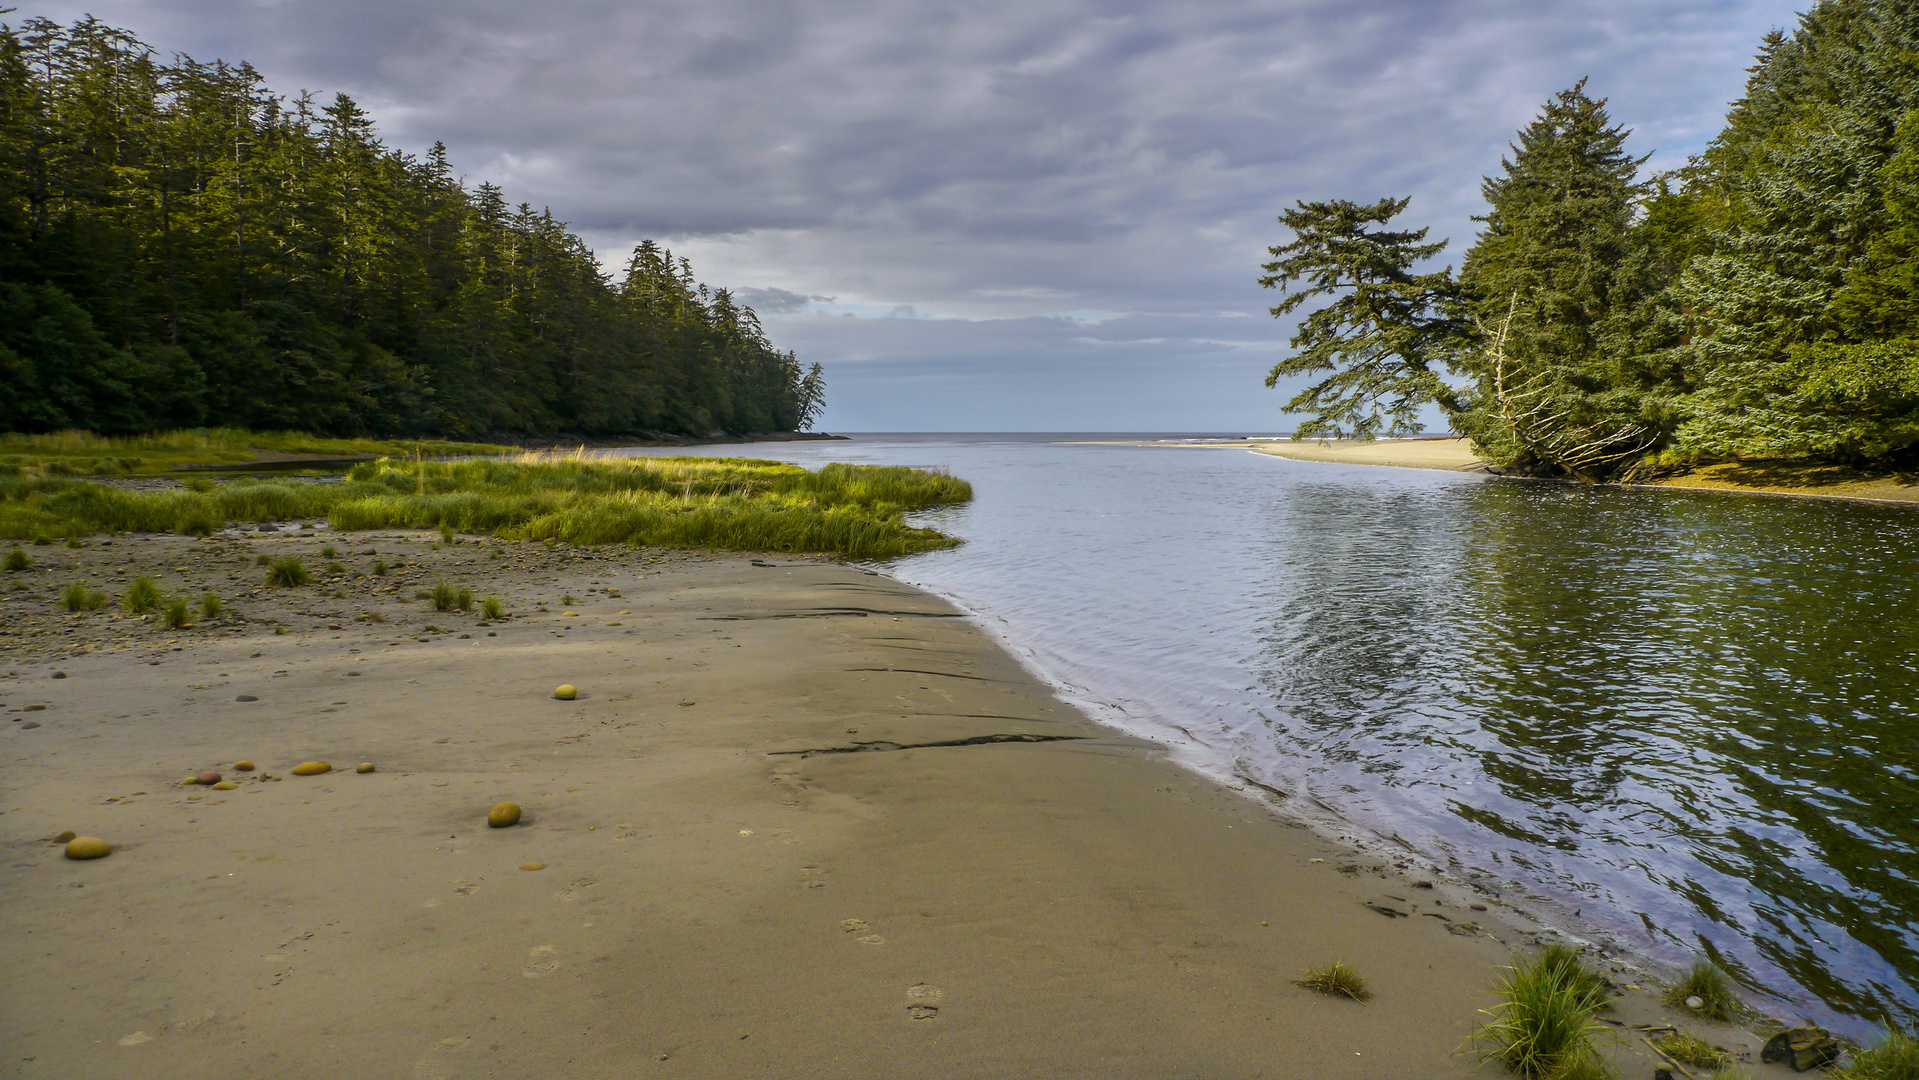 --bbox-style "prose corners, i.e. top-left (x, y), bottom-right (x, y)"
top-left (614, 433), bottom-right (1919, 1034)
